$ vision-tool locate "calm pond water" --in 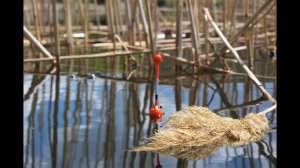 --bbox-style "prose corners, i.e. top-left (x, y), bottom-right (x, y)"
top-left (24, 56), bottom-right (276, 168)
